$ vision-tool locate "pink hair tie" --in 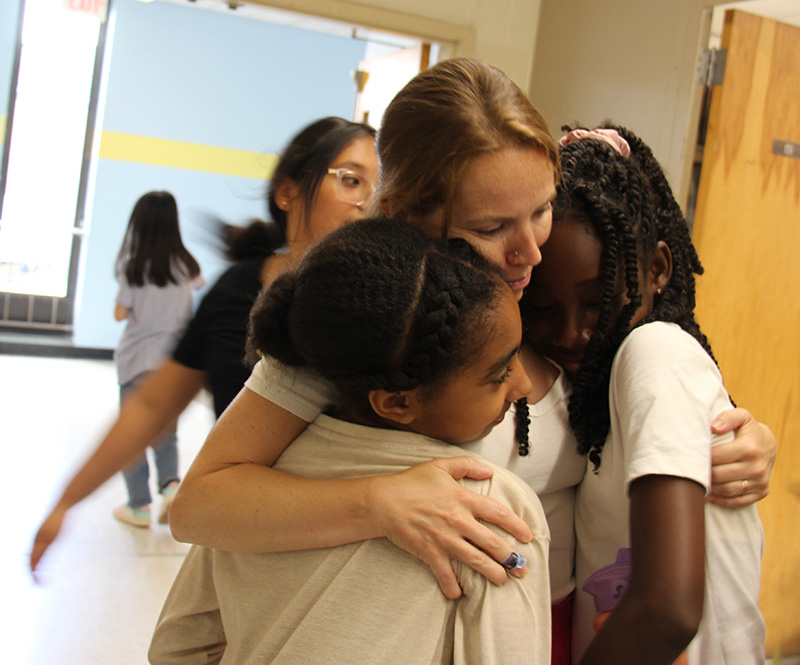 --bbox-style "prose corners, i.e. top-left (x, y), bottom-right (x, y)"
top-left (559, 128), bottom-right (631, 158)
